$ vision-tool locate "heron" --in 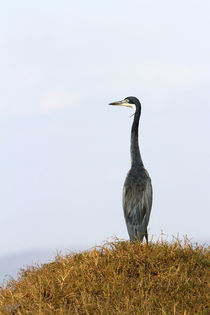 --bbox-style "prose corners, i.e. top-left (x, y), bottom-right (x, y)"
top-left (109, 96), bottom-right (152, 243)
